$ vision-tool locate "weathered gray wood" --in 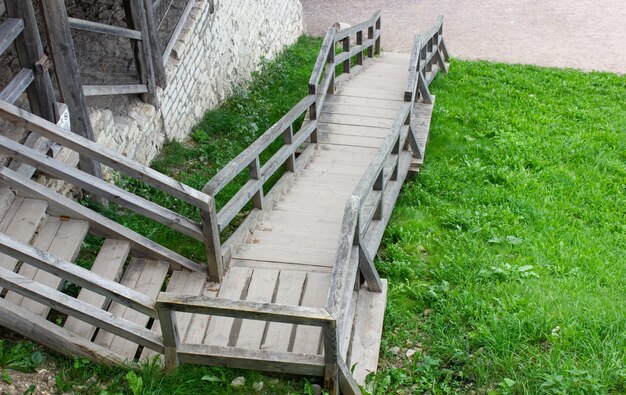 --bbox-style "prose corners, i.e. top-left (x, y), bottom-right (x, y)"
top-left (0, 166), bottom-right (205, 272)
top-left (5, 1), bottom-right (57, 123)
top-left (322, 321), bottom-right (340, 393)
top-left (67, 17), bottom-right (142, 40)
top-left (358, 246), bottom-right (383, 293)
top-left (157, 291), bottom-right (333, 327)
top-left (64, 239), bottom-right (131, 339)
top-left (161, 0), bottom-right (195, 63)
top-left (177, 343), bottom-right (325, 376)
top-left (0, 68), bottom-right (33, 104)
top-left (0, 297), bottom-right (126, 365)
top-left (309, 28), bottom-right (335, 90)
top-left (0, 265), bottom-right (164, 353)
top-left (0, 233), bottom-right (156, 318)
top-left (83, 84), bottom-right (149, 97)
top-left (94, 258), bottom-right (169, 358)
top-left (0, 134), bottom-right (205, 241)
top-left (334, 10), bottom-right (381, 41)
top-left (200, 198), bottom-right (223, 281)
top-left (157, 306), bottom-right (180, 371)
top-left (348, 281), bottom-right (388, 385)
top-left (125, 0), bottom-right (158, 106)
top-left (338, 357), bottom-right (362, 395)
top-left (235, 269), bottom-right (278, 349)
top-left (6, 217), bottom-right (89, 317)
top-left (292, 272), bottom-right (331, 355)
top-left (39, 0), bottom-right (102, 178)
top-left (0, 100), bottom-right (211, 209)
top-left (405, 34), bottom-right (421, 102)
top-left (203, 95), bottom-right (315, 196)
top-left (142, 0), bottom-right (167, 88)
top-left (0, 18), bottom-right (24, 55)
